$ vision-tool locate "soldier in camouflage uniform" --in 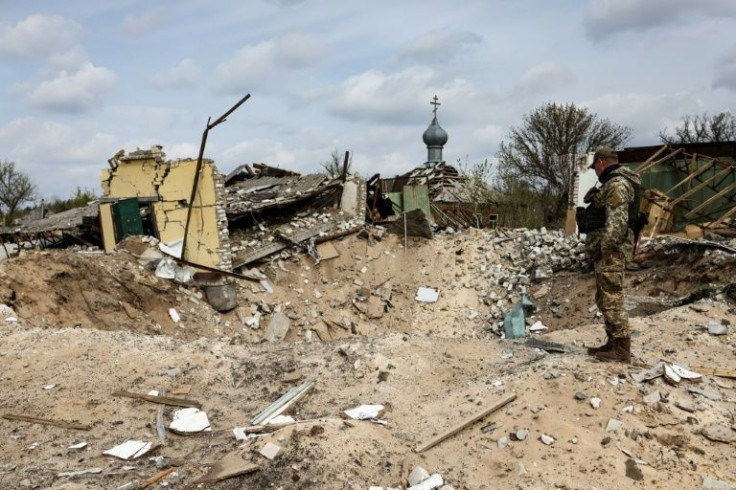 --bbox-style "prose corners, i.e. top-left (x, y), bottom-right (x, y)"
top-left (583, 147), bottom-right (641, 363)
